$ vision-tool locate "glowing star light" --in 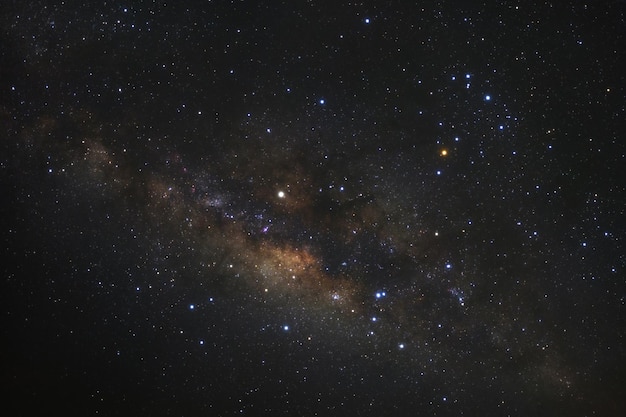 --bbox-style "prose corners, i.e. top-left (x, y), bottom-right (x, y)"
top-left (277, 190), bottom-right (285, 199)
